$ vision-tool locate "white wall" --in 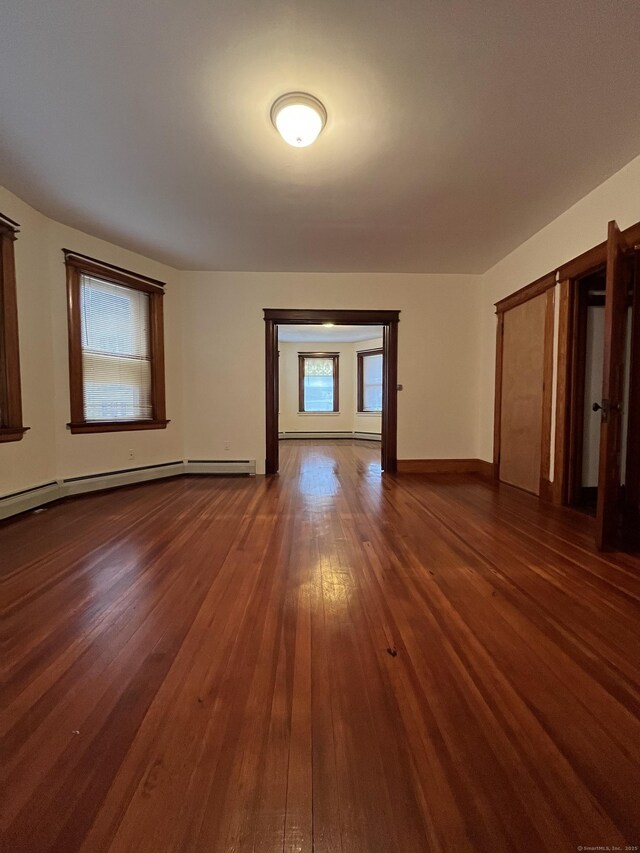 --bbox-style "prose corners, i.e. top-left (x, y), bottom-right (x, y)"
top-left (0, 187), bottom-right (184, 497)
top-left (180, 273), bottom-right (482, 473)
top-left (3, 151), bottom-right (639, 493)
top-left (477, 154), bottom-right (640, 464)
top-left (278, 337), bottom-right (383, 435)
